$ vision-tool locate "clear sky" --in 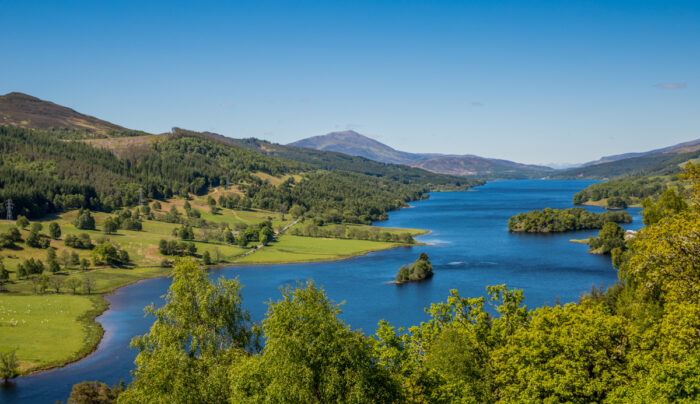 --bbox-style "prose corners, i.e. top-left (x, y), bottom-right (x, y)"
top-left (1, 0), bottom-right (698, 165)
